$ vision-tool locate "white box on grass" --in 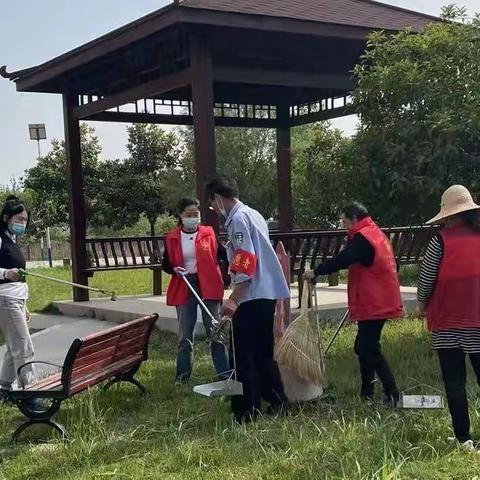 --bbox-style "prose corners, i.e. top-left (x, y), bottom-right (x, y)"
top-left (401, 394), bottom-right (444, 409)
